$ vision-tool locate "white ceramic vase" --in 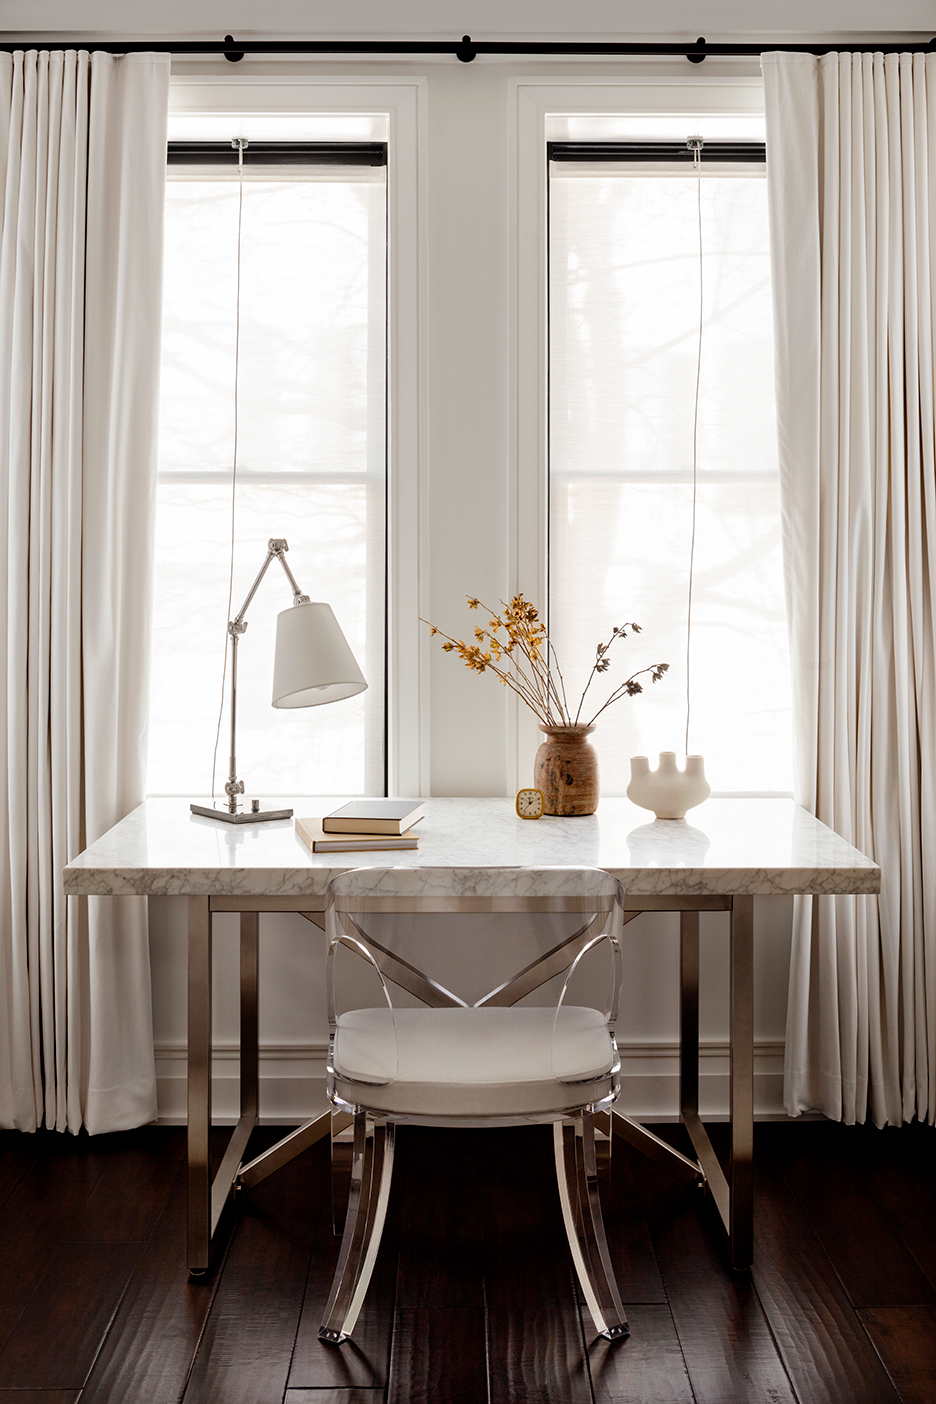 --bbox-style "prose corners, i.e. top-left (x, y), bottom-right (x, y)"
top-left (626, 752), bottom-right (711, 820)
